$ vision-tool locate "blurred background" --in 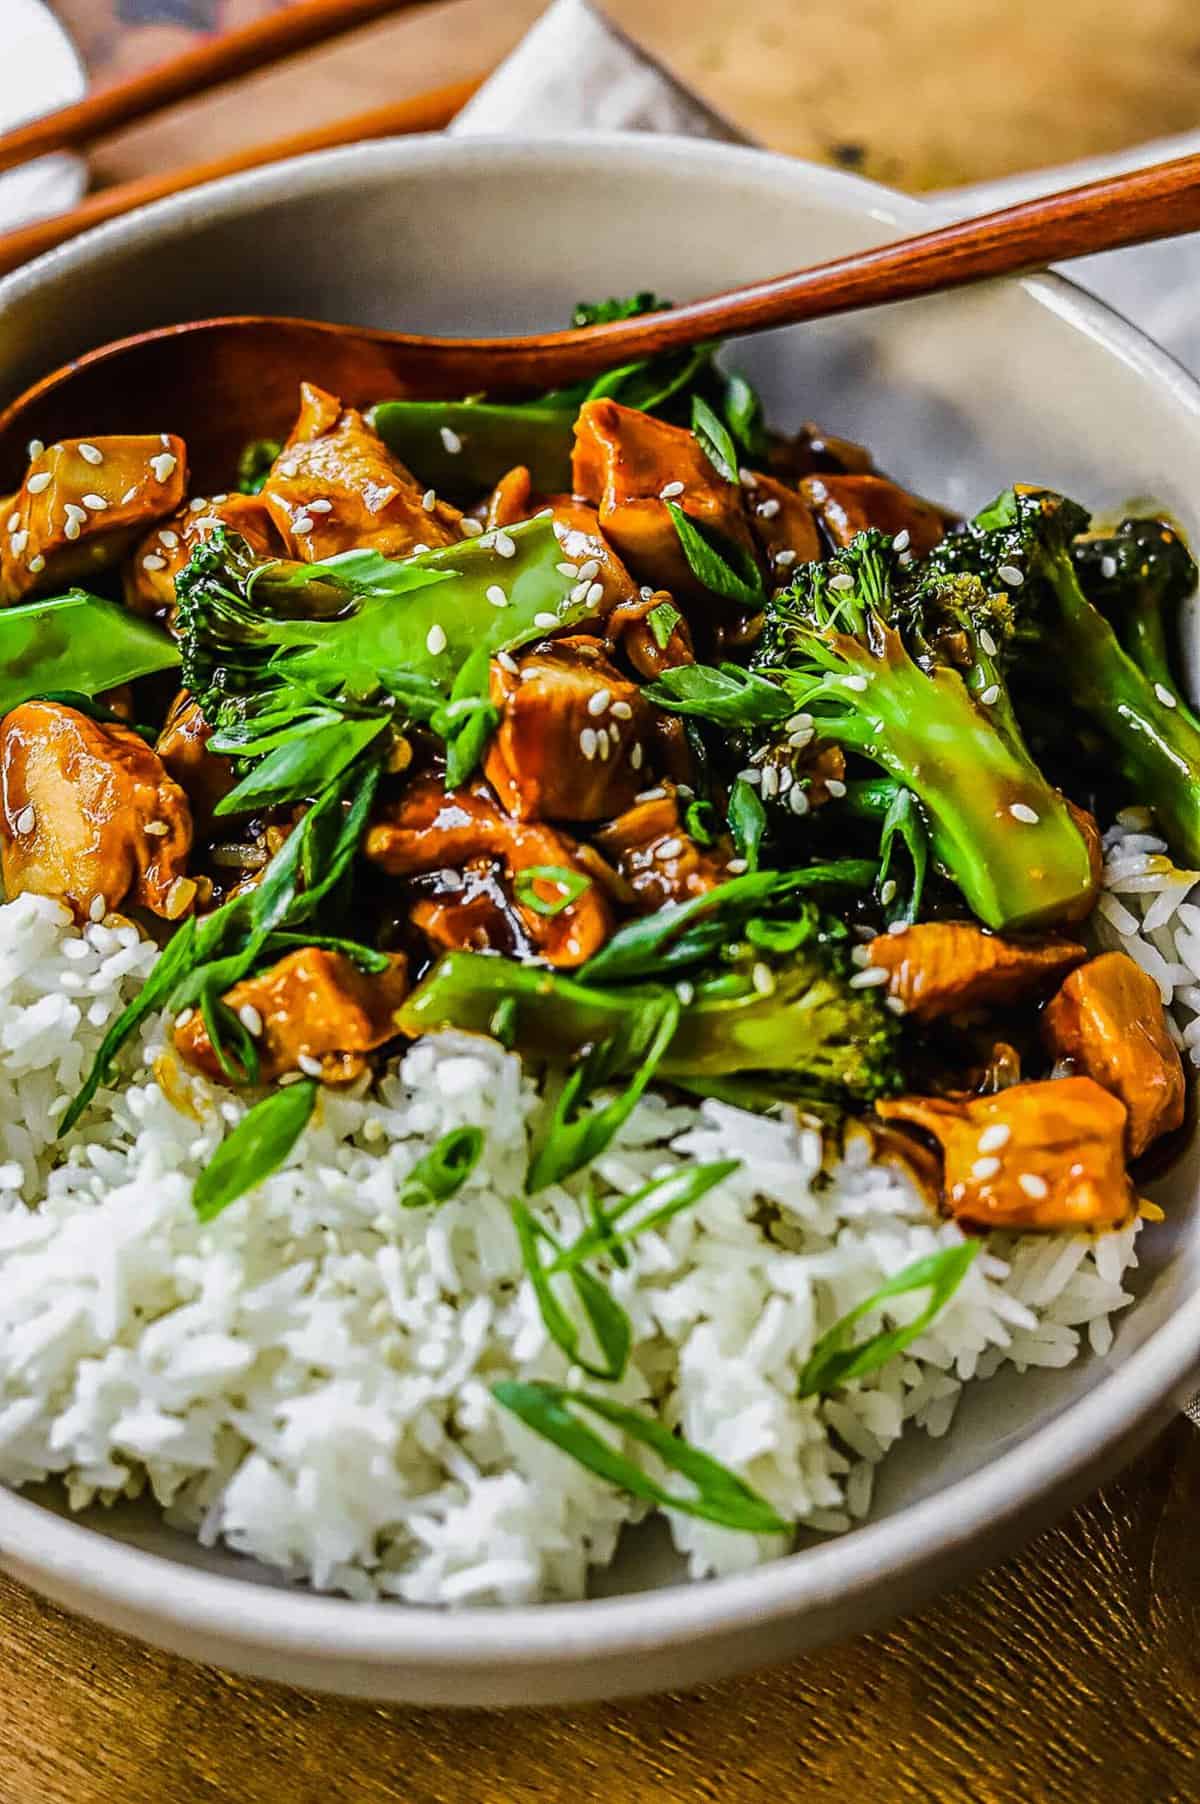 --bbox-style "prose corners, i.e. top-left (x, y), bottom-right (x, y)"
top-left (53, 0), bottom-right (1200, 193)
